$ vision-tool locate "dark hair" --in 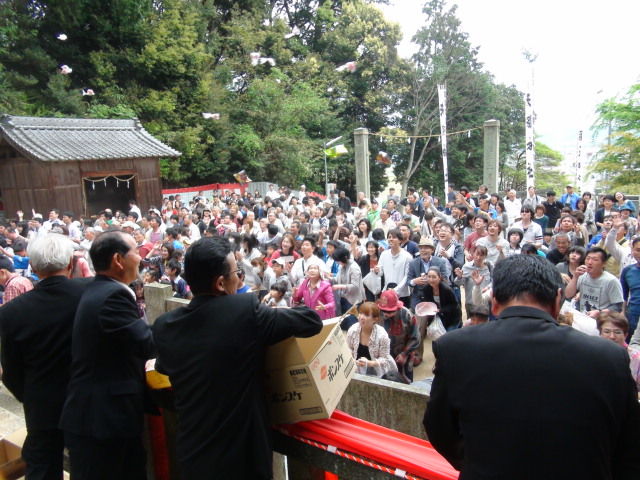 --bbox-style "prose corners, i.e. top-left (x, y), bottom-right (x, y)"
top-left (508, 228), bottom-right (524, 244)
top-left (167, 258), bottom-right (182, 276)
top-left (145, 269), bottom-right (161, 282)
top-left (587, 247), bottom-right (608, 263)
top-left (371, 228), bottom-right (385, 242)
top-left (603, 194), bottom-right (615, 202)
top-left (380, 370), bottom-right (410, 384)
top-left (301, 236), bottom-right (317, 248)
top-left (356, 219), bottom-right (372, 238)
top-left (0, 257), bottom-right (15, 272)
top-left (567, 245), bottom-right (586, 264)
top-left (183, 237), bottom-right (232, 295)
top-left (440, 223), bottom-right (455, 235)
top-left (520, 205), bottom-right (535, 216)
top-left (388, 228), bottom-right (403, 241)
top-left (492, 255), bottom-right (563, 307)
top-left (468, 304), bottom-right (490, 320)
top-left (521, 244), bottom-right (538, 255)
top-left (62, 211), bottom-right (75, 219)
top-left (270, 281), bottom-right (287, 297)
top-left (242, 234), bottom-right (259, 251)
top-left (90, 231), bottom-right (132, 272)
top-left (332, 247), bottom-right (351, 264)
top-left (161, 242), bottom-right (175, 261)
top-left (267, 224), bottom-right (279, 236)
top-left (365, 240), bottom-right (380, 259)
